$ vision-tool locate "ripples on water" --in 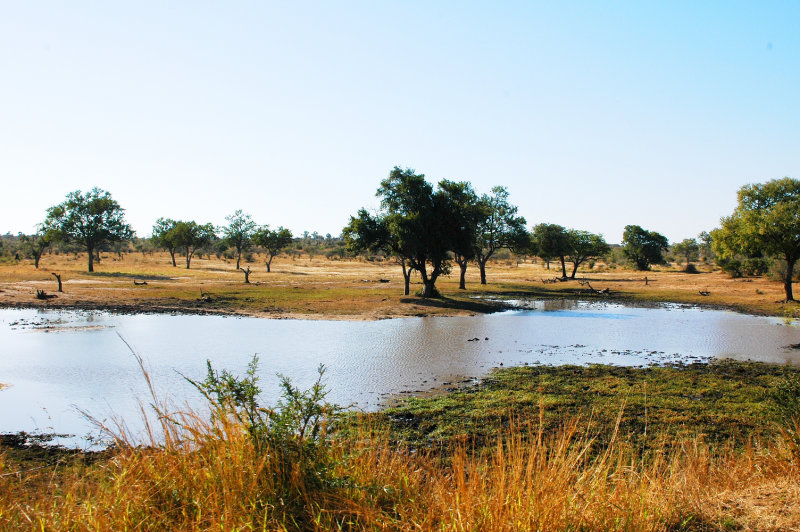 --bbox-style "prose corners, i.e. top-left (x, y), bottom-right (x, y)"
top-left (1, 301), bottom-right (798, 447)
